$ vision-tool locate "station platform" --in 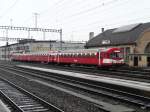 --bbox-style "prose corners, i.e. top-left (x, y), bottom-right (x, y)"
top-left (17, 65), bottom-right (150, 92)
